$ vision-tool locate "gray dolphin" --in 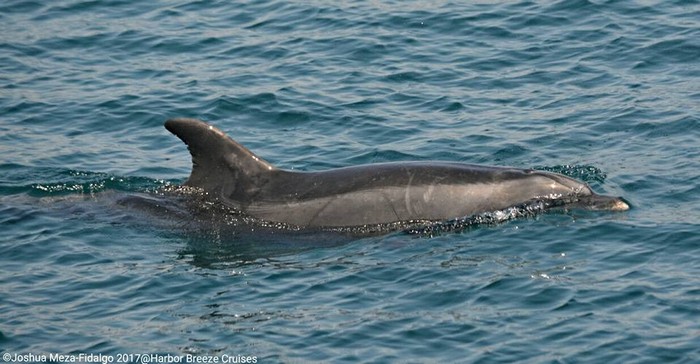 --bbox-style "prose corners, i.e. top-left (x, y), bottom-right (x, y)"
top-left (165, 118), bottom-right (628, 228)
